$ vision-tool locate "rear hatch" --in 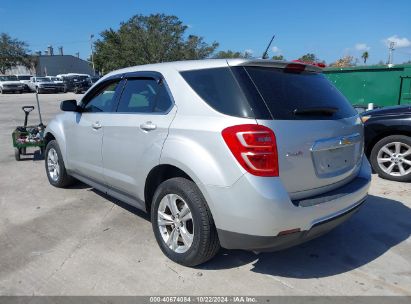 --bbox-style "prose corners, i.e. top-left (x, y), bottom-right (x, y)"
top-left (230, 62), bottom-right (363, 197)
